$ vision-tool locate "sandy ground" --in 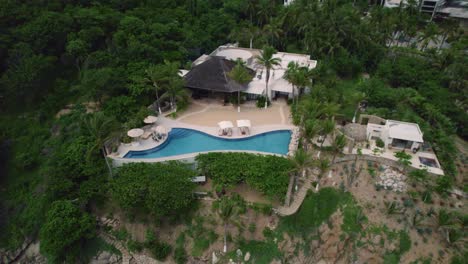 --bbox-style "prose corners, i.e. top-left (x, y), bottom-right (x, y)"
top-left (322, 159), bottom-right (466, 263)
top-left (174, 98), bottom-right (292, 126)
